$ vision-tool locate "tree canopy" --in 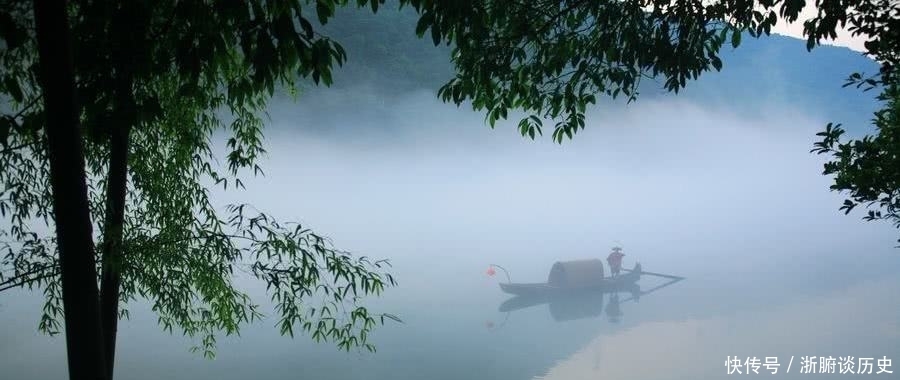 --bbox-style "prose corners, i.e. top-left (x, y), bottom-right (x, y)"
top-left (807, 0), bottom-right (900, 244)
top-left (400, 0), bottom-right (892, 141)
top-left (402, 0), bottom-right (900, 240)
top-left (1, 1), bottom-right (399, 379)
